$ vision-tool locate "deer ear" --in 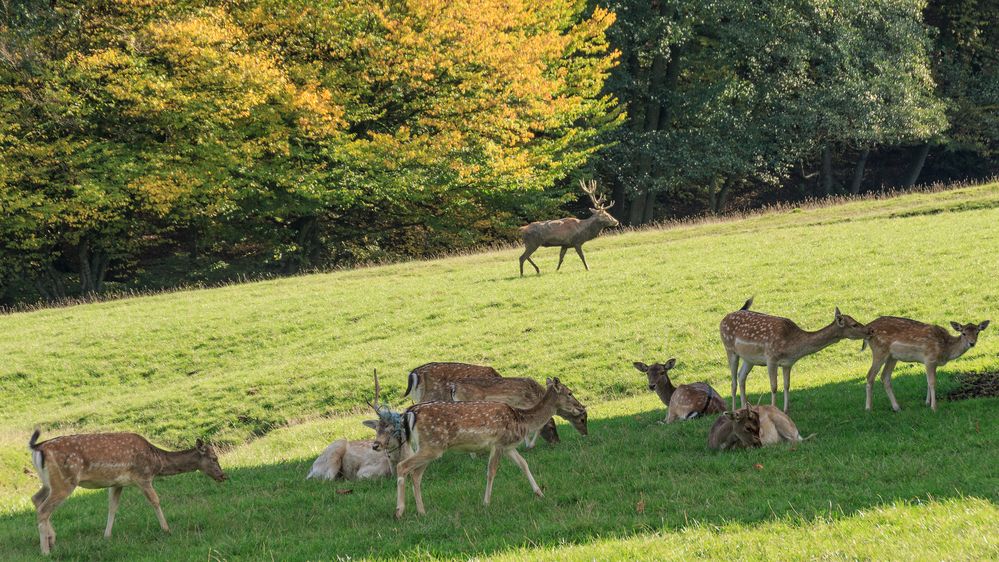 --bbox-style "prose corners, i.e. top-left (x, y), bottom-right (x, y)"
top-left (552, 376), bottom-right (561, 385)
top-left (664, 358), bottom-right (677, 369)
top-left (195, 439), bottom-right (205, 451)
top-left (979, 320), bottom-right (990, 331)
top-left (950, 321), bottom-right (962, 332)
top-left (633, 362), bottom-right (649, 373)
top-left (361, 420), bottom-right (378, 430)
